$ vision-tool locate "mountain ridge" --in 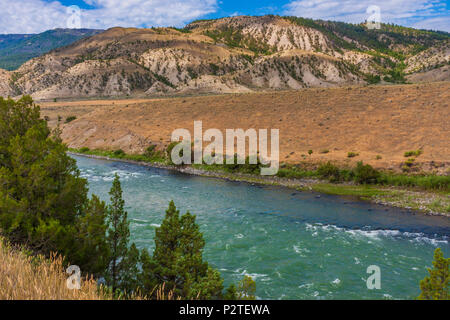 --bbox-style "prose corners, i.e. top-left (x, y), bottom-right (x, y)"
top-left (0, 28), bottom-right (103, 71)
top-left (0, 15), bottom-right (448, 100)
